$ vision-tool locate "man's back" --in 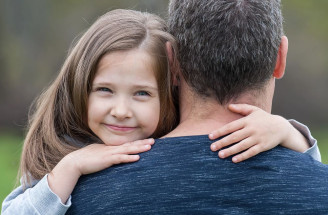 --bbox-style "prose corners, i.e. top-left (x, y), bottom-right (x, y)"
top-left (67, 135), bottom-right (328, 214)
